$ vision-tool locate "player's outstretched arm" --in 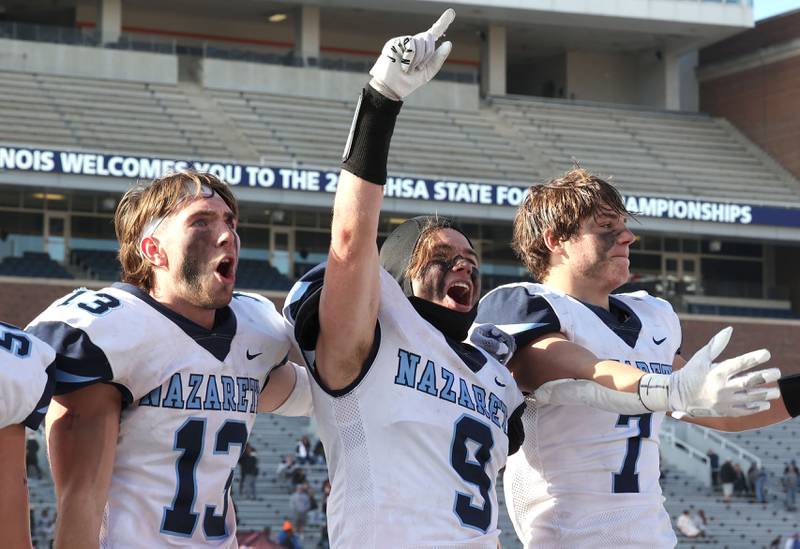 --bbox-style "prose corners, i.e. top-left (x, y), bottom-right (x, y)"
top-left (317, 9), bottom-right (454, 391)
top-left (0, 424), bottom-right (33, 548)
top-left (46, 384), bottom-right (121, 549)
top-left (524, 327), bottom-right (781, 418)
